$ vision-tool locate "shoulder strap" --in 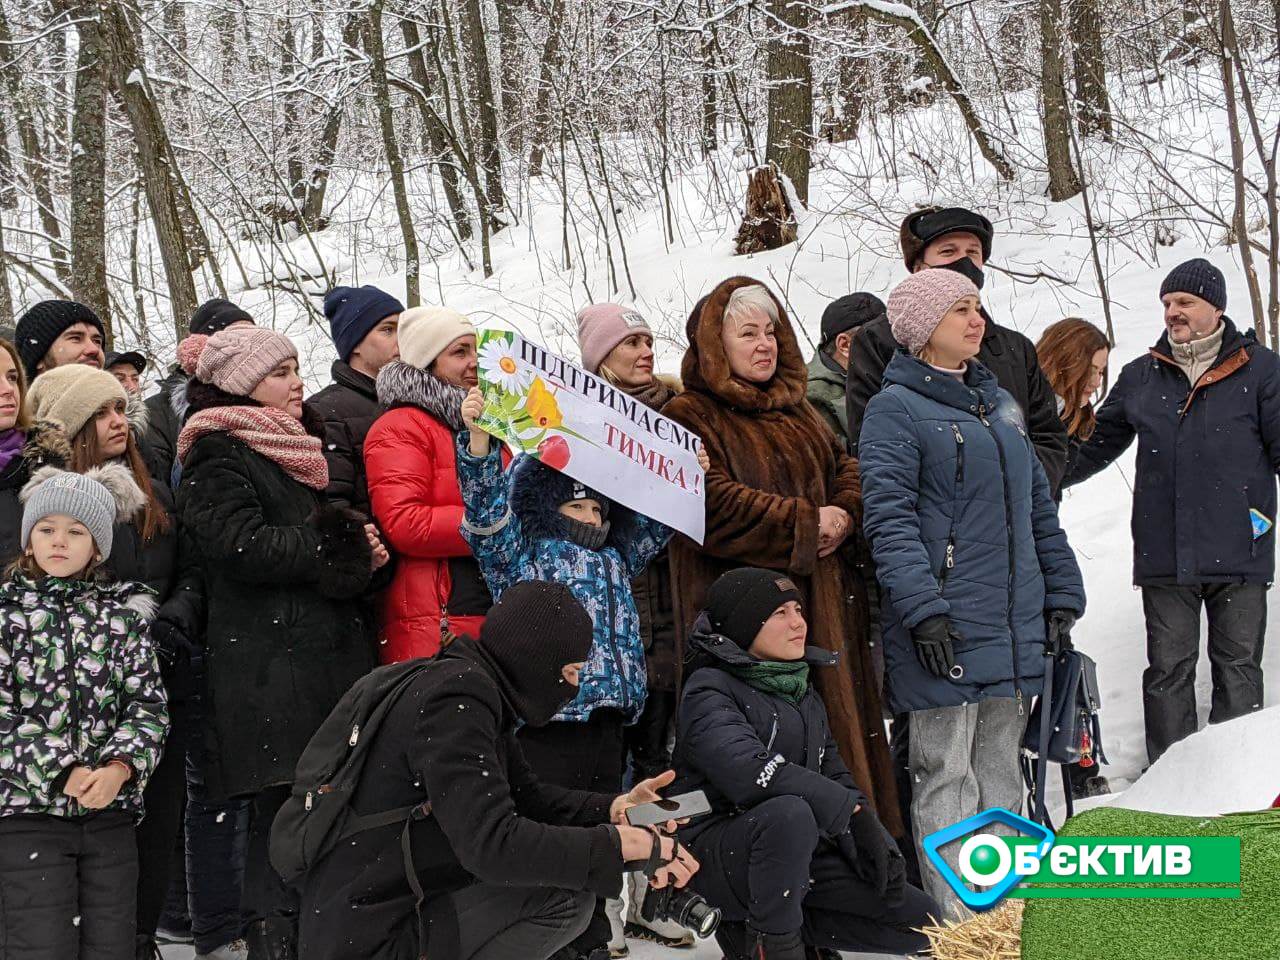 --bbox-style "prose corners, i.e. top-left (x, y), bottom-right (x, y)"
top-left (1031, 652), bottom-right (1056, 827)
